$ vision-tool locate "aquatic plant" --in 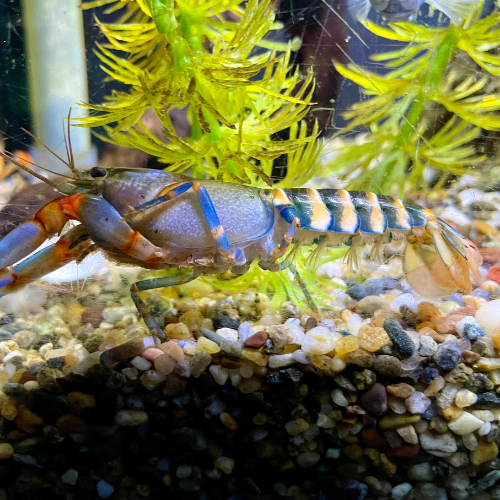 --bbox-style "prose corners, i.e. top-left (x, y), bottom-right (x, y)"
top-left (79, 0), bottom-right (320, 187)
top-left (325, 4), bottom-right (500, 195)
